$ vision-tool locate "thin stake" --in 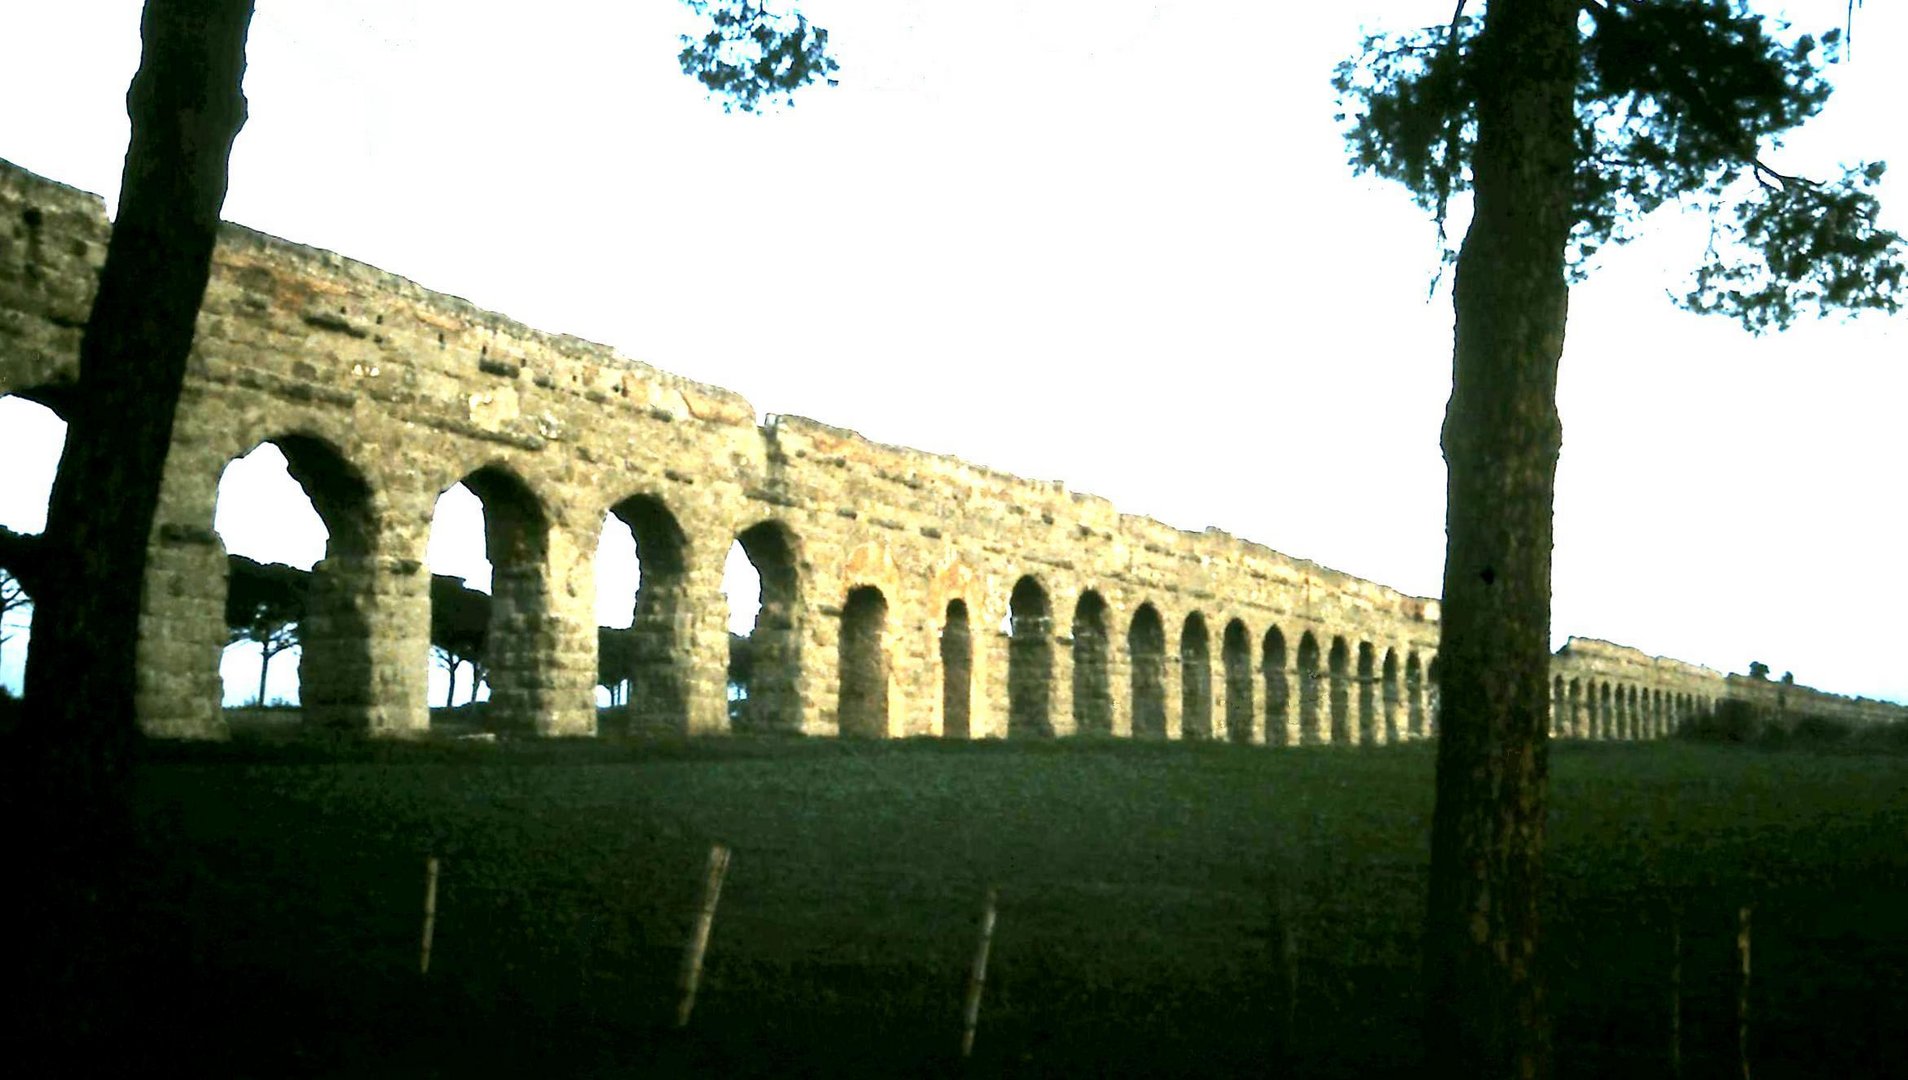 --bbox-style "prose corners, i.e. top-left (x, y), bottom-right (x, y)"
top-left (960, 886), bottom-right (999, 1059)
top-left (675, 844), bottom-right (731, 1028)
top-left (1737, 904), bottom-right (1753, 1080)
top-left (419, 856), bottom-right (441, 976)
top-left (1669, 911), bottom-right (1682, 1080)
